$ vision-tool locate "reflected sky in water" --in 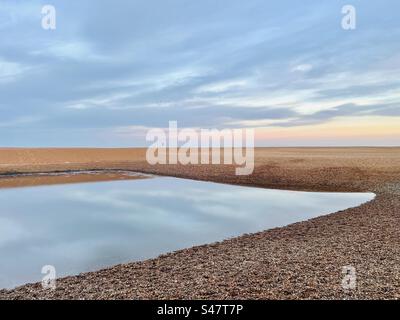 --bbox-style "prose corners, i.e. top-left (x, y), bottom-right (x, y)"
top-left (0, 177), bottom-right (374, 289)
